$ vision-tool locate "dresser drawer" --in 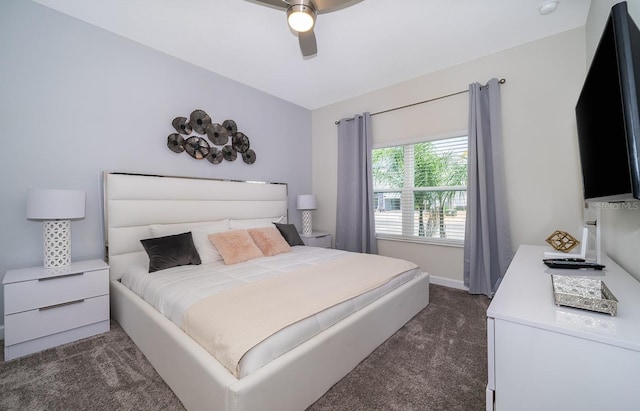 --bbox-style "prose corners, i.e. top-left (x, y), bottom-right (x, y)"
top-left (4, 294), bottom-right (109, 345)
top-left (4, 269), bottom-right (108, 315)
